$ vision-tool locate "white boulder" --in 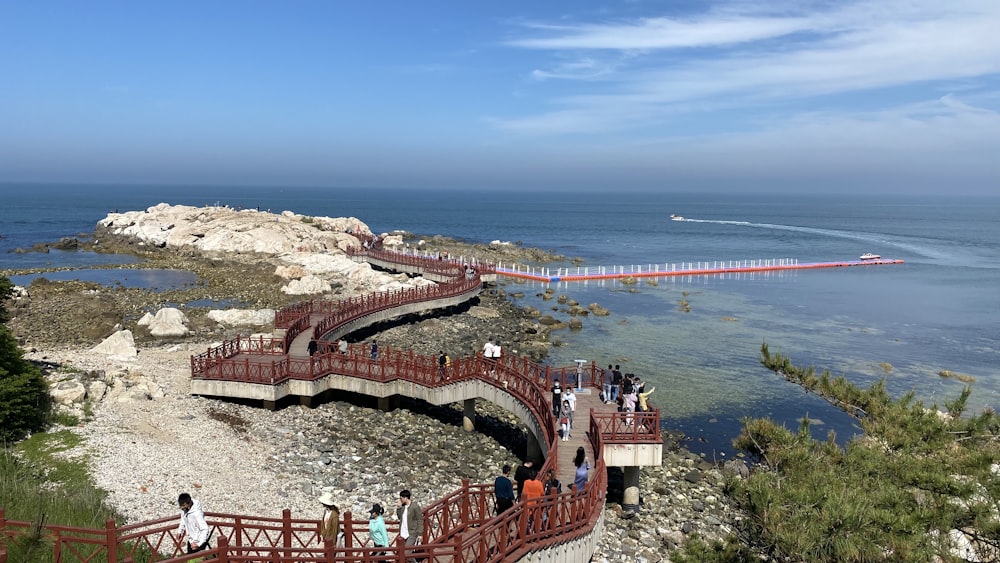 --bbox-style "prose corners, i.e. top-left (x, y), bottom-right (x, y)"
top-left (282, 275), bottom-right (331, 295)
top-left (207, 309), bottom-right (275, 327)
top-left (51, 380), bottom-right (87, 404)
top-left (148, 308), bottom-right (190, 337)
top-left (91, 330), bottom-right (138, 358)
